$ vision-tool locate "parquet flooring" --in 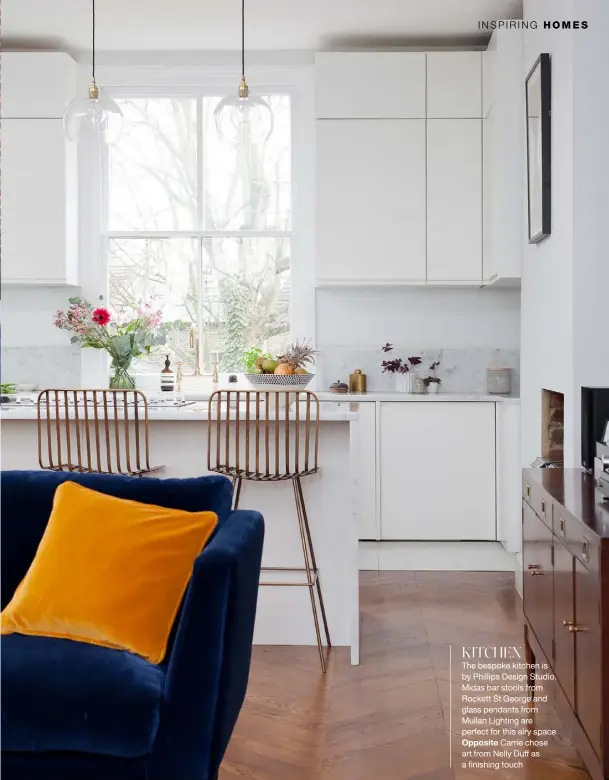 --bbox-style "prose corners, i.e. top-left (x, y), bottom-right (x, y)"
top-left (220, 571), bottom-right (591, 780)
